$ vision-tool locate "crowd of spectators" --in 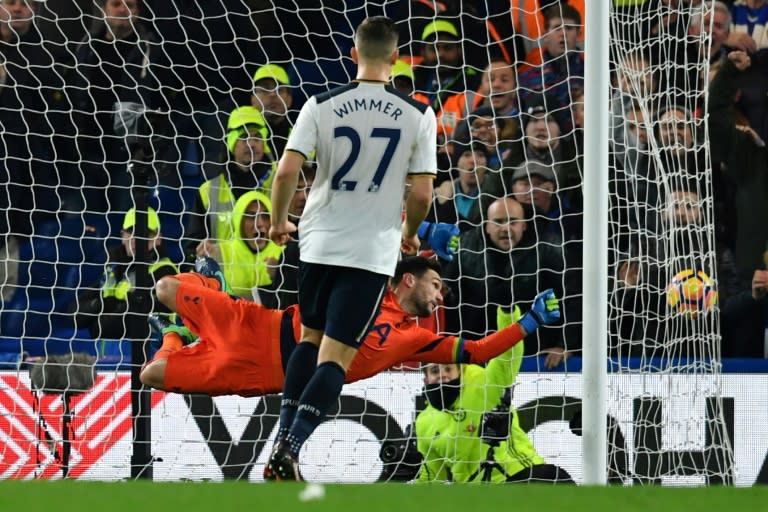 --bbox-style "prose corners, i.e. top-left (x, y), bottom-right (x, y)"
top-left (0, 0), bottom-right (767, 364)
